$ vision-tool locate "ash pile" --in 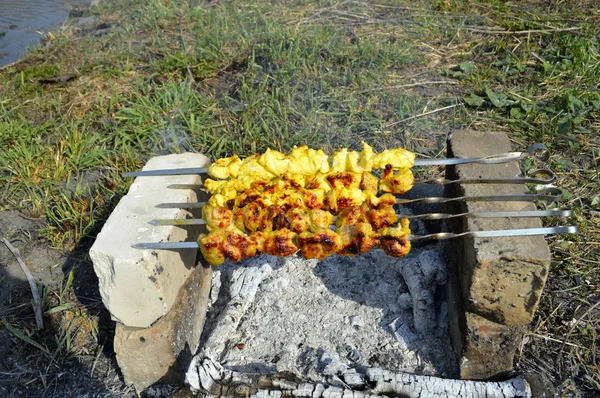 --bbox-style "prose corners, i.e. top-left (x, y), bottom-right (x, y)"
top-left (186, 221), bottom-right (456, 391)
